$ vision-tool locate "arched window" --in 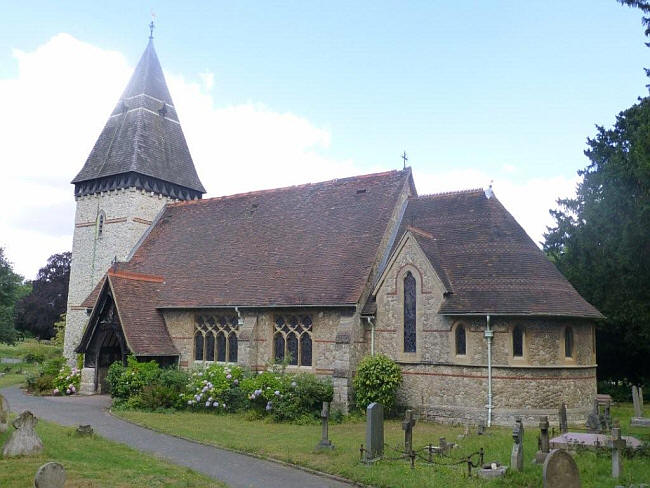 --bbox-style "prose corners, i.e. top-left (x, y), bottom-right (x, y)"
top-left (565, 327), bottom-right (574, 358)
top-left (193, 315), bottom-right (239, 363)
top-left (194, 331), bottom-right (204, 361)
top-left (455, 324), bottom-right (466, 356)
top-left (228, 332), bottom-right (238, 362)
top-left (403, 271), bottom-right (416, 353)
top-left (273, 315), bottom-right (312, 366)
top-left (205, 332), bottom-right (215, 361)
top-left (513, 325), bottom-right (524, 357)
top-left (96, 210), bottom-right (106, 238)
